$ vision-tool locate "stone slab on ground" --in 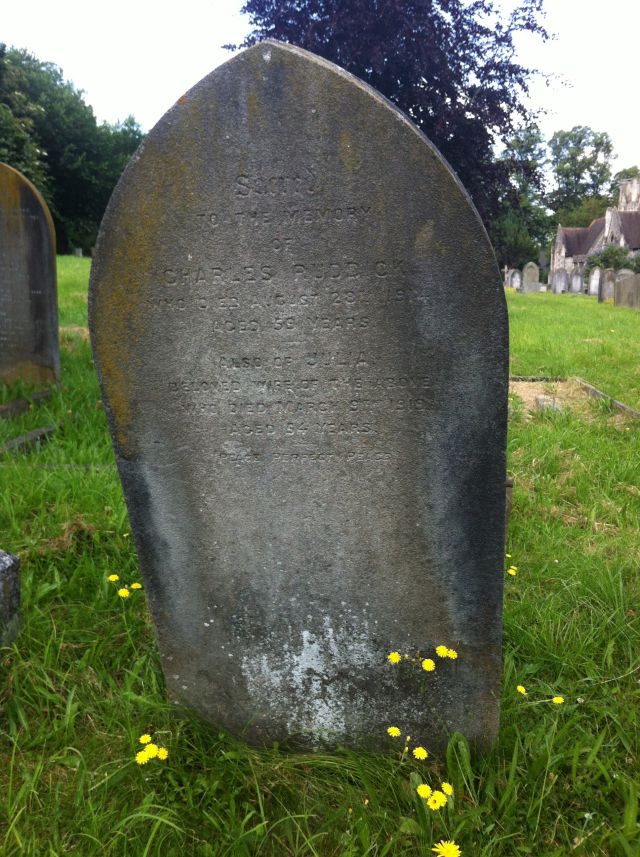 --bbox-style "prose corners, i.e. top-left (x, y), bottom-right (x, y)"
top-left (0, 551), bottom-right (20, 646)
